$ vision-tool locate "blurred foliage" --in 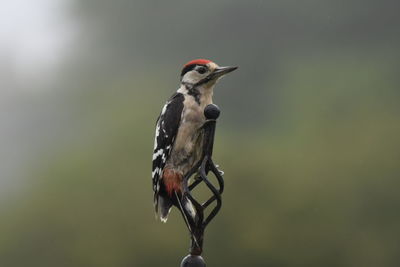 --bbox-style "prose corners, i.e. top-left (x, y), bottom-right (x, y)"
top-left (1, 0), bottom-right (400, 266)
